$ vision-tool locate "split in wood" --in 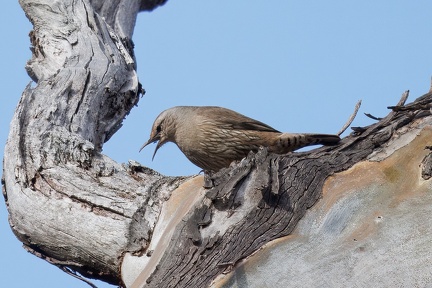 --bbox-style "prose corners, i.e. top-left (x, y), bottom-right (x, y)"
top-left (218, 261), bottom-right (235, 268)
top-left (218, 261), bottom-right (235, 273)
